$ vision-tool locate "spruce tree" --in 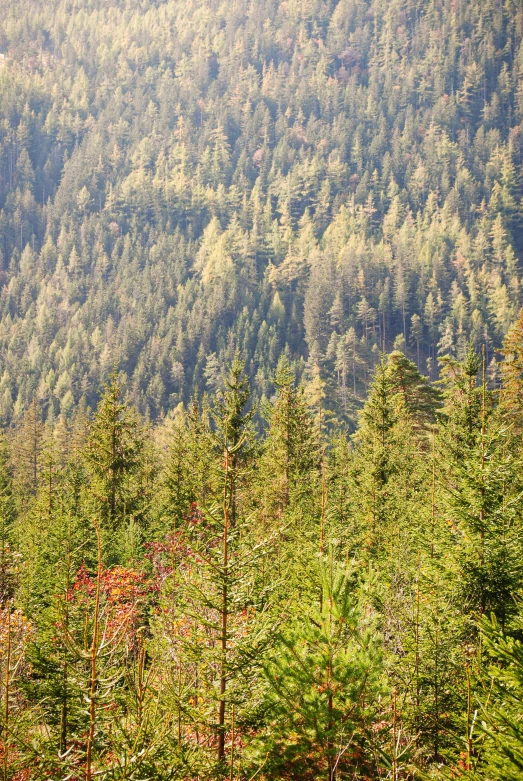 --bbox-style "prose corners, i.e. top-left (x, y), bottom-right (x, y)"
top-left (473, 612), bottom-right (523, 781)
top-left (160, 415), bottom-right (195, 531)
top-left (500, 307), bottom-right (523, 431)
top-left (150, 357), bottom-right (272, 777)
top-left (351, 356), bottom-right (412, 558)
top-left (259, 355), bottom-right (318, 515)
top-left (14, 426), bottom-right (91, 765)
top-left (256, 561), bottom-right (384, 781)
top-left (256, 355), bottom-right (321, 610)
top-left (83, 371), bottom-right (145, 562)
top-left (439, 344), bottom-right (523, 625)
